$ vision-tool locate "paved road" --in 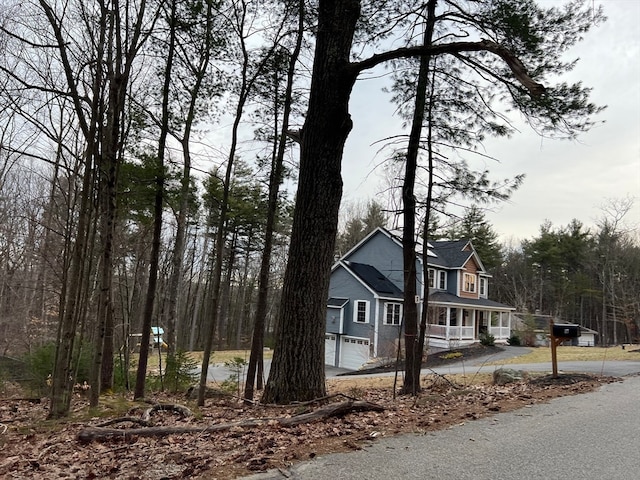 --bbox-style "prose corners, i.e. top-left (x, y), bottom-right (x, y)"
top-left (204, 346), bottom-right (640, 383)
top-left (244, 373), bottom-right (640, 479)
